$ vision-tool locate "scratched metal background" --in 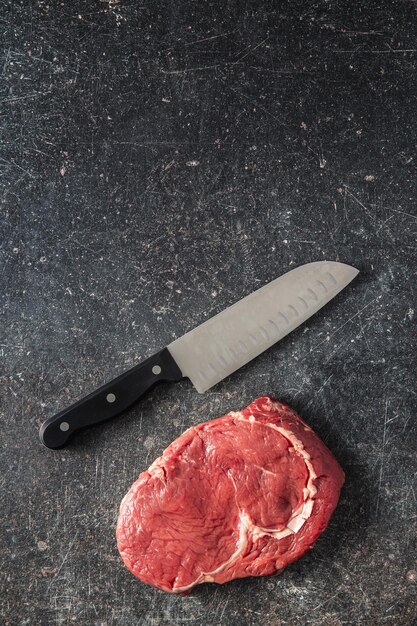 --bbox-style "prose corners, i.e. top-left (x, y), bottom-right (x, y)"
top-left (1, 0), bottom-right (416, 624)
